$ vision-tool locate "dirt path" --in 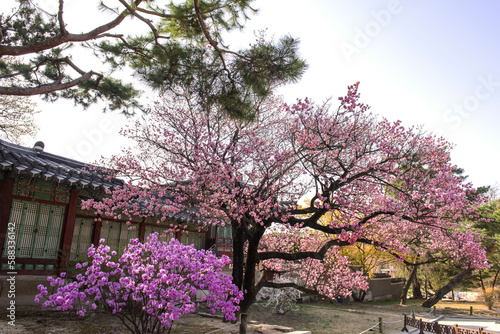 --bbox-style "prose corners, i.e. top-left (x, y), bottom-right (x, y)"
top-left (0, 305), bottom-right (306, 334)
top-left (2, 300), bottom-right (499, 334)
